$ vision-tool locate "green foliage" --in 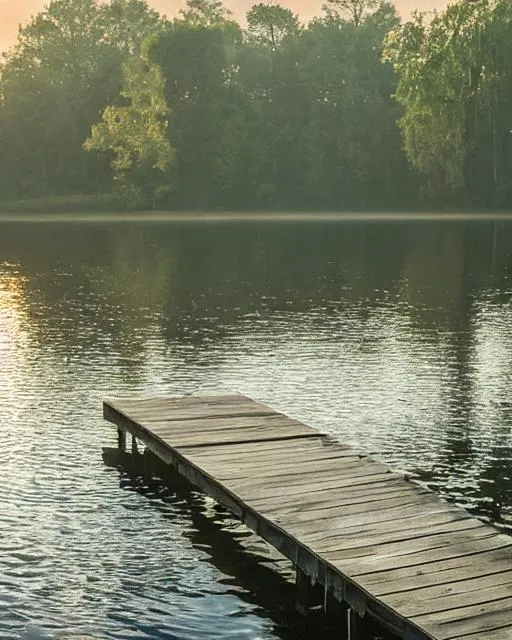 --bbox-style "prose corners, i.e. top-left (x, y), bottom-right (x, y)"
top-left (84, 0), bottom-right (412, 210)
top-left (322, 0), bottom-right (379, 26)
top-left (84, 58), bottom-right (173, 208)
top-left (101, 0), bottom-right (164, 55)
top-left (232, 0), bottom-right (407, 210)
top-left (15, 0), bottom-right (512, 211)
top-left (147, 19), bottom-right (244, 208)
top-left (179, 0), bottom-right (233, 26)
top-left (246, 4), bottom-right (301, 48)
top-left (0, 0), bottom-right (166, 201)
top-left (384, 0), bottom-right (512, 206)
